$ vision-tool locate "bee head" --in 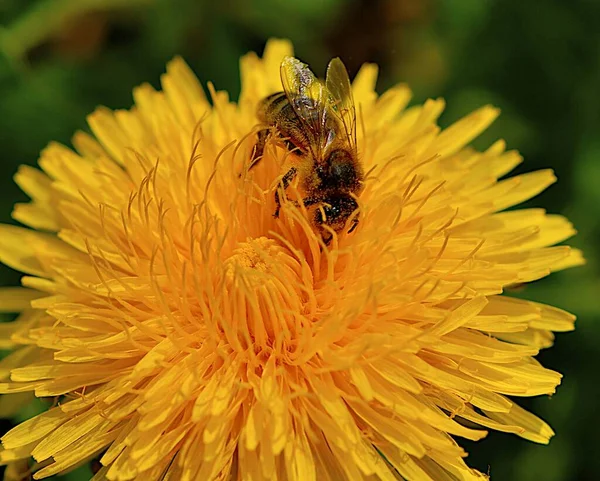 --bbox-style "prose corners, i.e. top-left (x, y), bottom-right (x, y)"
top-left (314, 194), bottom-right (359, 241)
